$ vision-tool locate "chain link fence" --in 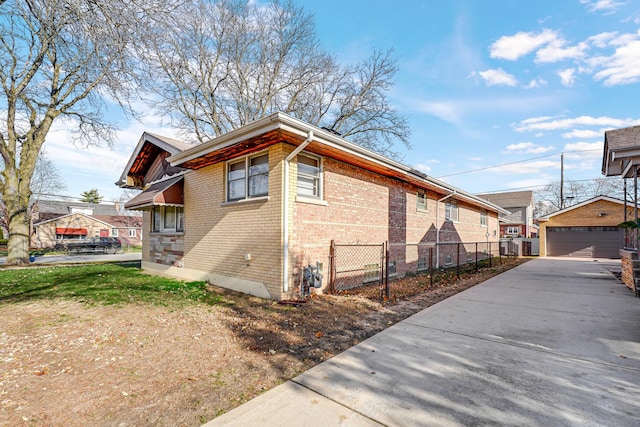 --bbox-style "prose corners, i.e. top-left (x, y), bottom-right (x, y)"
top-left (329, 240), bottom-right (517, 296)
top-left (328, 241), bottom-right (385, 291)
